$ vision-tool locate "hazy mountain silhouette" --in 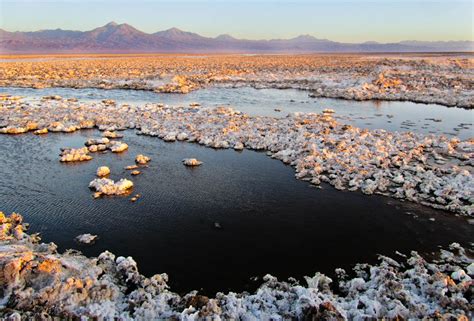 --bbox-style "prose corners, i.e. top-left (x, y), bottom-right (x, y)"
top-left (1, 22), bottom-right (472, 53)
